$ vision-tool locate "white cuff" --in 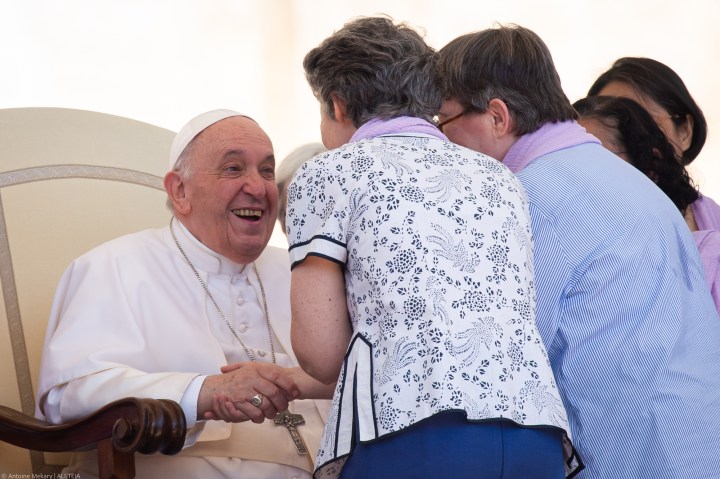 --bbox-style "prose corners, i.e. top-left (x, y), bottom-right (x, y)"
top-left (180, 375), bottom-right (207, 428)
